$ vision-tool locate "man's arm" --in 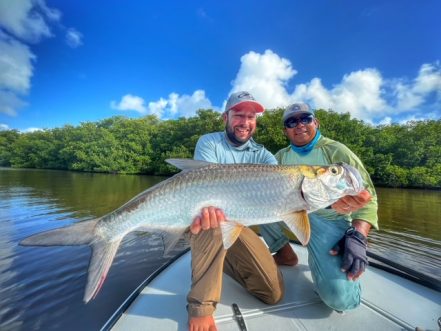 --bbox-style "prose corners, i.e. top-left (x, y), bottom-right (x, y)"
top-left (194, 135), bottom-right (219, 163)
